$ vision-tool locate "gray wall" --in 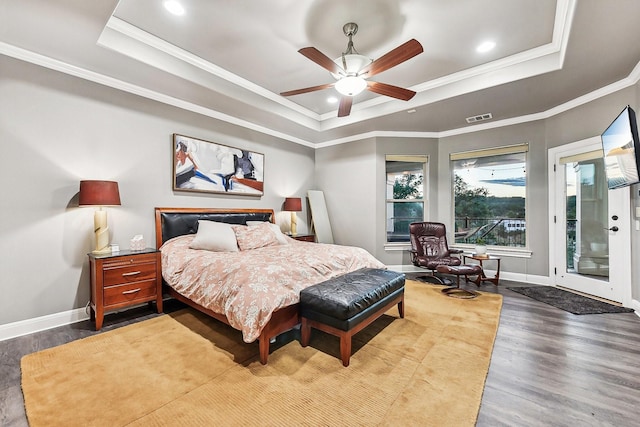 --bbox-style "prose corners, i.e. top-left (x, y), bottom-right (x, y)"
top-left (314, 137), bottom-right (439, 266)
top-left (2, 53), bottom-right (639, 328)
top-left (314, 138), bottom-right (378, 252)
top-left (316, 86), bottom-right (640, 285)
top-left (0, 56), bottom-right (315, 326)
